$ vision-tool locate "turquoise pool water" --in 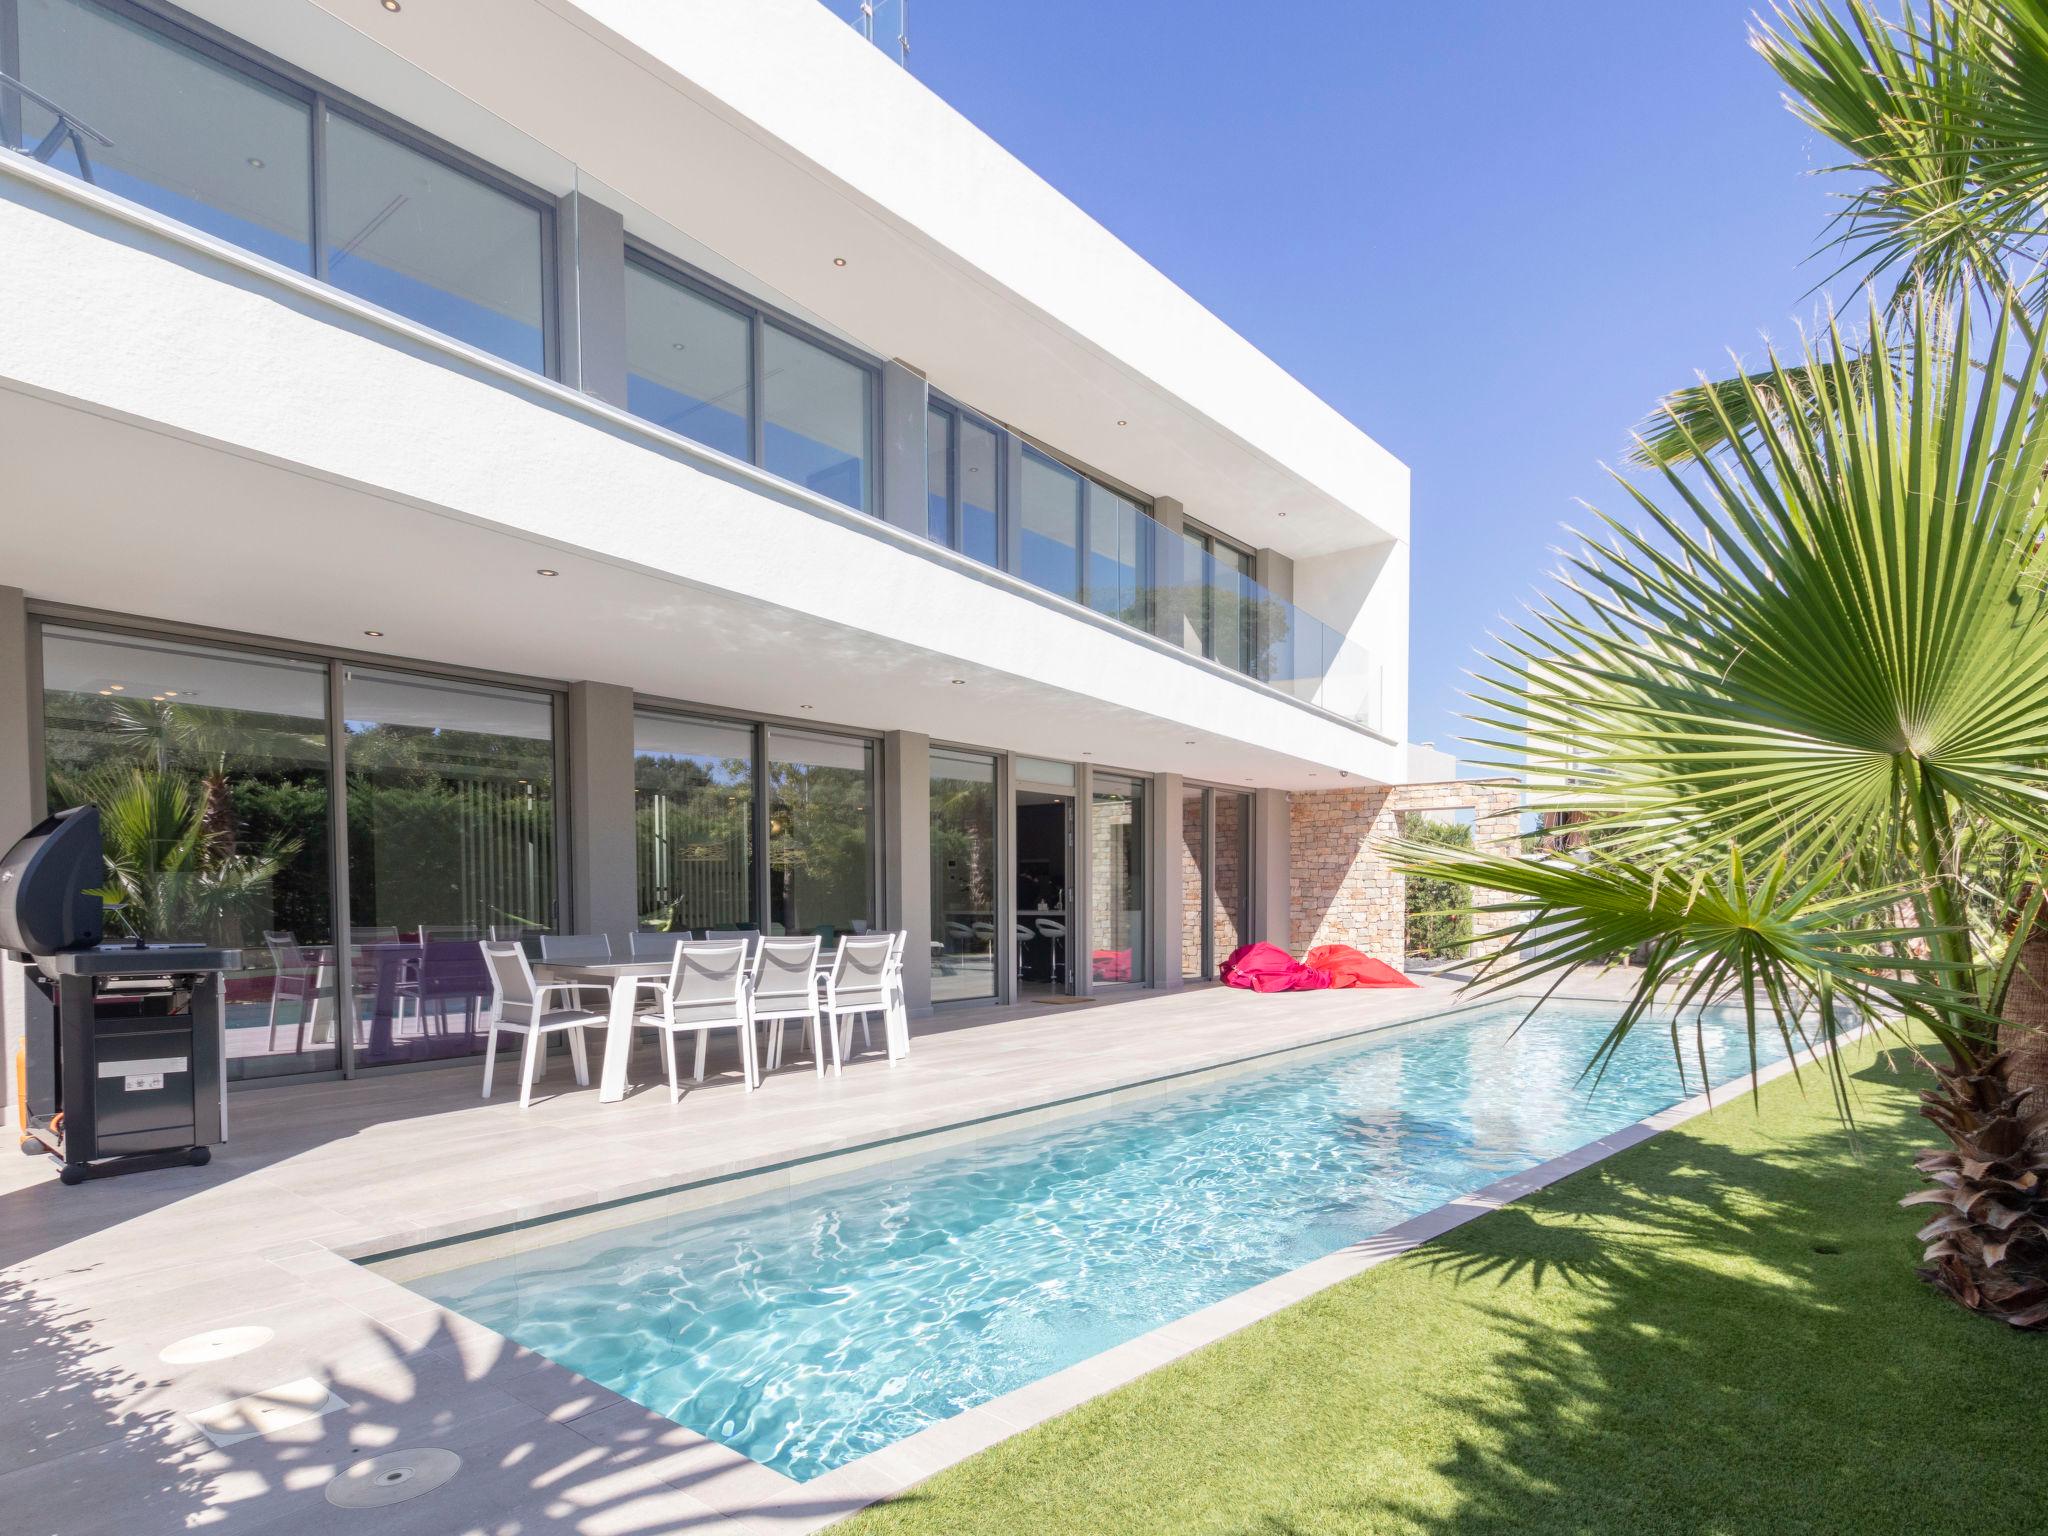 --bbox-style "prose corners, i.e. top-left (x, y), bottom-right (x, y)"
top-left (415, 1001), bottom-right (1785, 1481)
